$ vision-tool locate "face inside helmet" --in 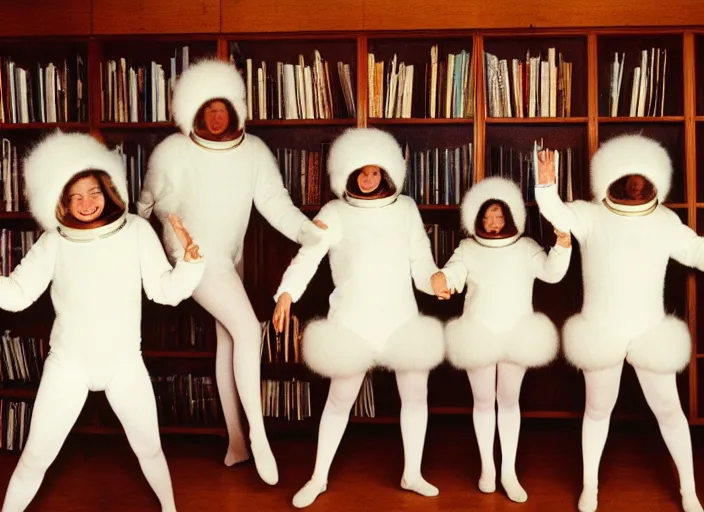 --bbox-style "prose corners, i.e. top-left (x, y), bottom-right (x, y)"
top-left (606, 174), bottom-right (657, 206)
top-left (192, 98), bottom-right (242, 142)
top-left (345, 165), bottom-right (397, 200)
top-left (474, 199), bottom-right (518, 239)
